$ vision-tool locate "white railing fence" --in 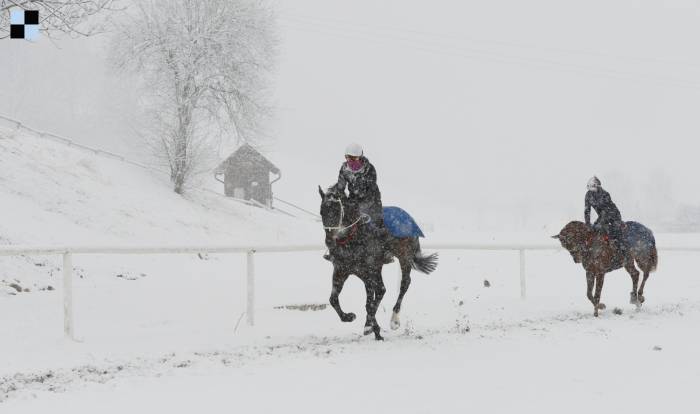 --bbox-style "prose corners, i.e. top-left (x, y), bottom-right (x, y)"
top-left (2, 242), bottom-right (698, 340)
top-left (0, 244), bottom-right (320, 340)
